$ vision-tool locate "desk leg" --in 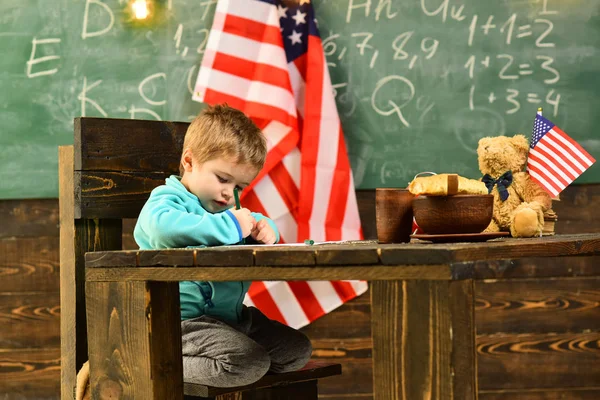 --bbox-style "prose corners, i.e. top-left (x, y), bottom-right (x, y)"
top-left (371, 280), bottom-right (477, 400)
top-left (86, 280), bottom-right (183, 400)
